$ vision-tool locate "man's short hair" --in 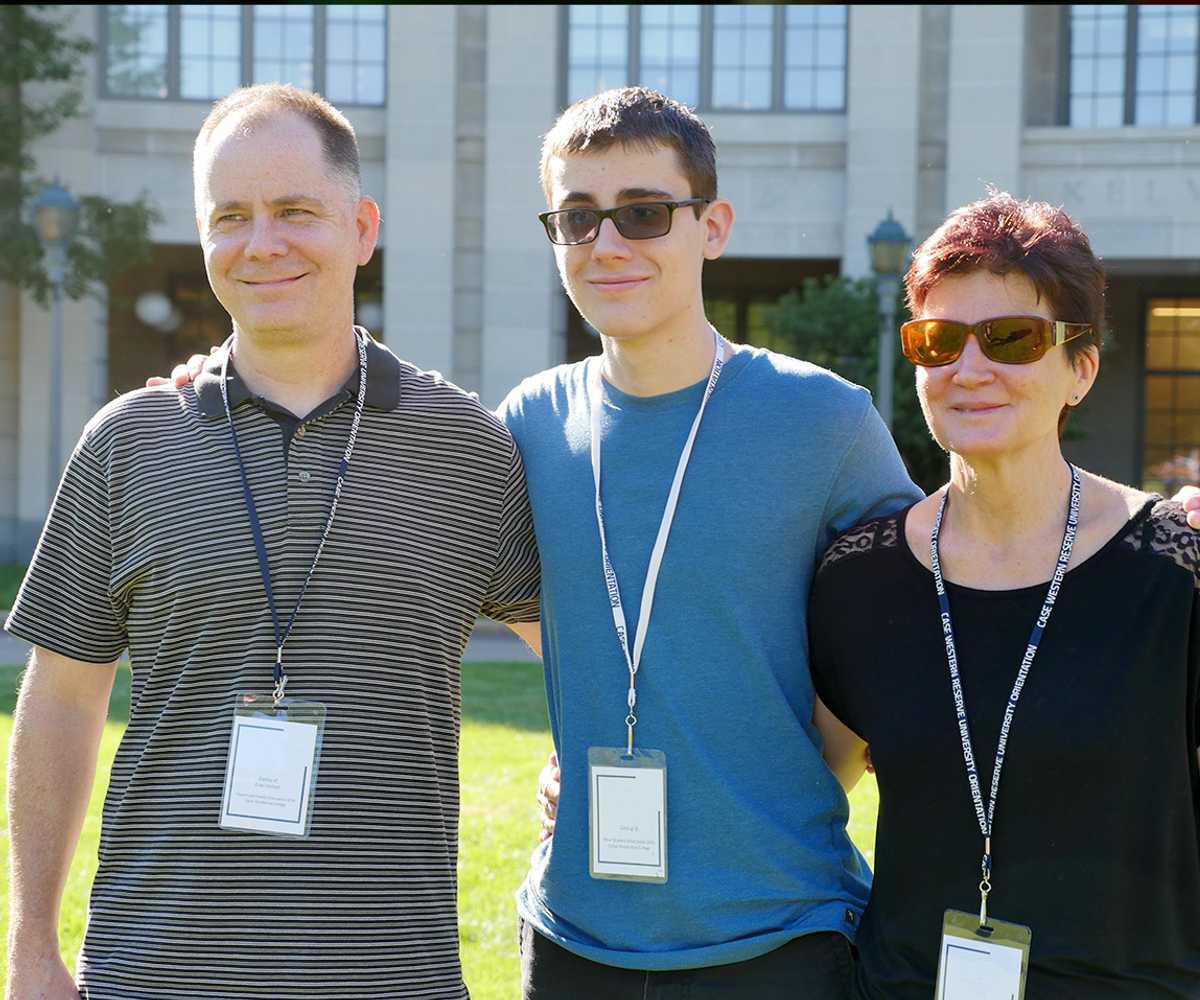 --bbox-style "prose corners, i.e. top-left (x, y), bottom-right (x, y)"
top-left (194, 83), bottom-right (361, 199)
top-left (540, 87), bottom-right (717, 209)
